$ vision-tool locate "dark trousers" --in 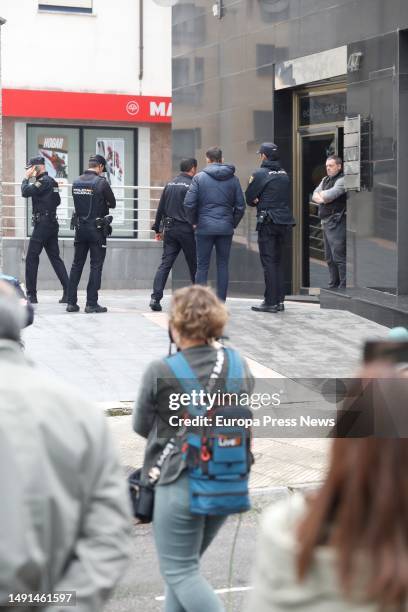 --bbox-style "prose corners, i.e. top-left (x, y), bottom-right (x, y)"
top-left (258, 223), bottom-right (288, 306)
top-left (25, 219), bottom-right (69, 297)
top-left (322, 214), bottom-right (346, 288)
top-left (195, 234), bottom-right (233, 302)
top-left (152, 223), bottom-right (196, 301)
top-left (67, 224), bottom-right (106, 306)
